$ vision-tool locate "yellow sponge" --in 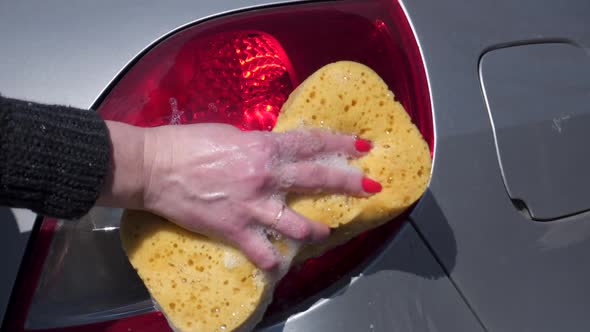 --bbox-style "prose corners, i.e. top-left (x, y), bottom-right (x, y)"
top-left (274, 61), bottom-right (431, 261)
top-left (120, 61), bottom-right (431, 332)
